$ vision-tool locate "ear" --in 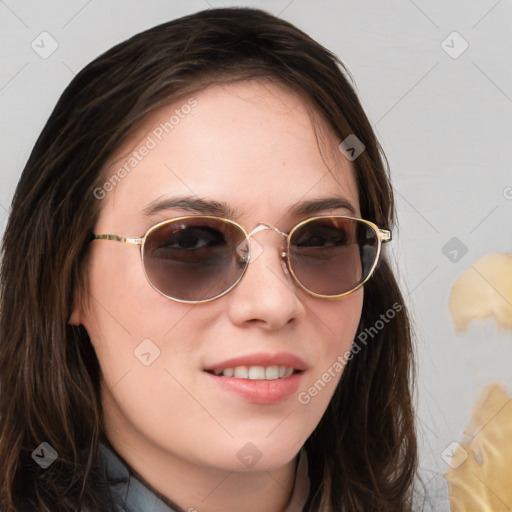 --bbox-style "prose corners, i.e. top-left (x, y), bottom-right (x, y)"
top-left (68, 292), bottom-right (83, 325)
top-left (69, 309), bottom-right (81, 325)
